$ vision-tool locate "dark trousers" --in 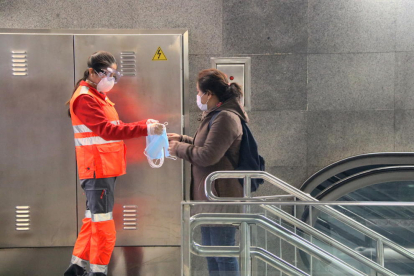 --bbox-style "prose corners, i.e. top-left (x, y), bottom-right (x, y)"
top-left (201, 226), bottom-right (240, 276)
top-left (81, 177), bottom-right (117, 214)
